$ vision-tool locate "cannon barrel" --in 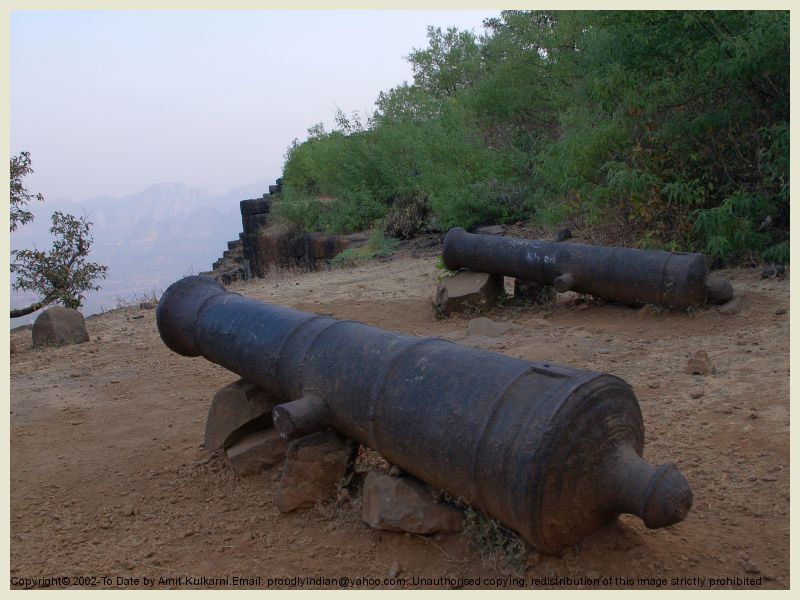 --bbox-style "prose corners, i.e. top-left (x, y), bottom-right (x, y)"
top-left (443, 227), bottom-right (713, 309)
top-left (156, 275), bottom-right (693, 553)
